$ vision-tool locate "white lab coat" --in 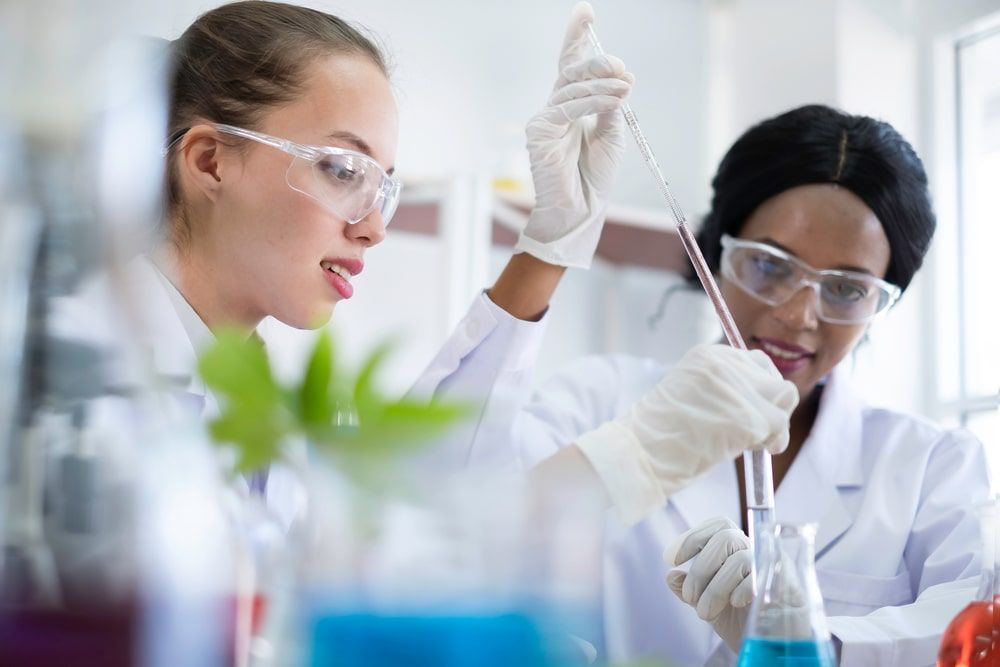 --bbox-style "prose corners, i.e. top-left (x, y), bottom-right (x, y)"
top-left (49, 254), bottom-right (551, 528)
top-left (510, 354), bottom-right (990, 667)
